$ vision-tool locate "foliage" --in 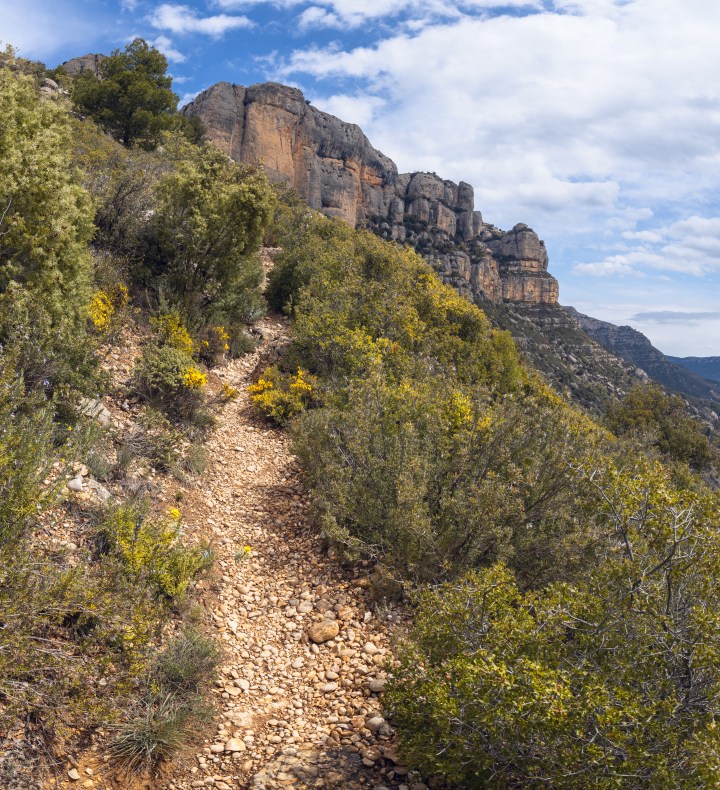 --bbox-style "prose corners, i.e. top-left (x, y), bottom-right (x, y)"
top-left (0, 359), bottom-right (57, 546)
top-left (387, 459), bottom-right (720, 787)
top-left (100, 505), bottom-right (213, 598)
top-left (296, 373), bottom-right (604, 585)
top-left (197, 324), bottom-right (230, 366)
top-left (607, 383), bottom-right (713, 470)
top-left (73, 38), bottom-right (177, 149)
top-left (0, 545), bottom-right (162, 734)
top-left (0, 49), bottom-right (97, 394)
top-left (150, 311), bottom-right (194, 355)
top-left (88, 283), bottom-right (129, 332)
top-left (249, 365), bottom-right (318, 426)
top-left (133, 343), bottom-right (205, 418)
top-left (138, 137), bottom-right (275, 327)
